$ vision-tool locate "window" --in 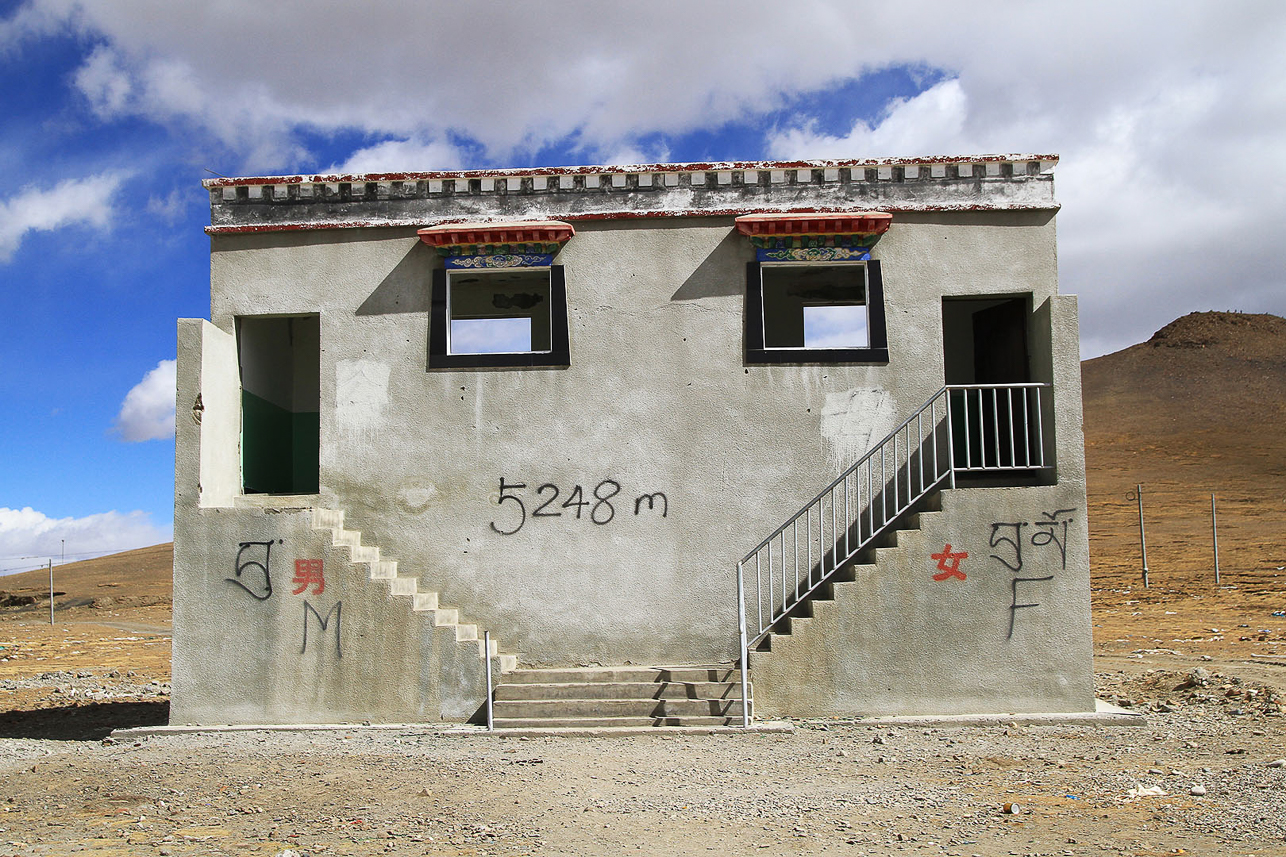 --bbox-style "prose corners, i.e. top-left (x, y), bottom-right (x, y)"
top-left (429, 266), bottom-right (570, 368)
top-left (744, 260), bottom-right (888, 363)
